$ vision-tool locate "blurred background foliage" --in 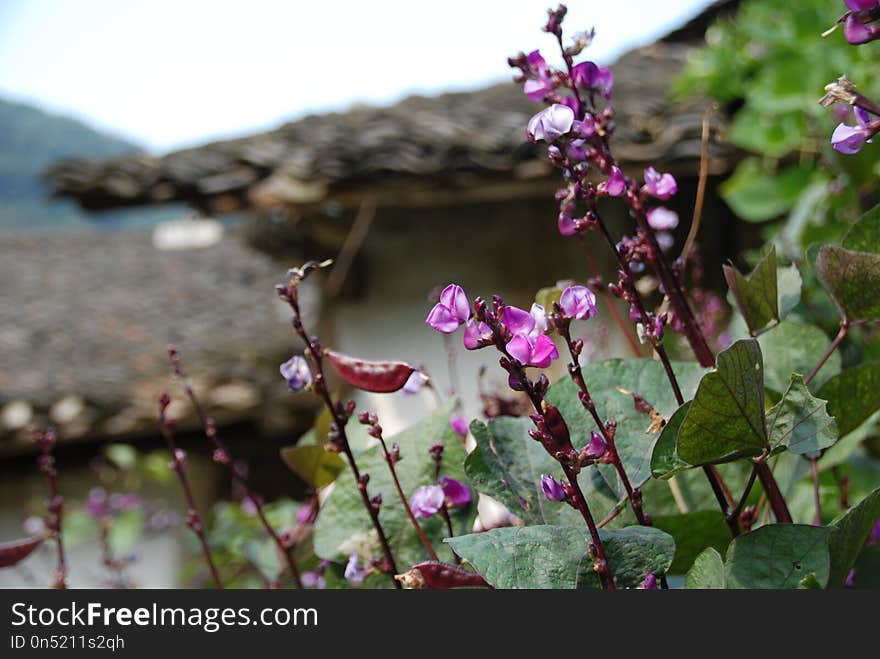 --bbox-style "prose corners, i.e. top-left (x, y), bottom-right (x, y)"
top-left (677, 0), bottom-right (880, 366)
top-left (675, 0), bottom-right (879, 254)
